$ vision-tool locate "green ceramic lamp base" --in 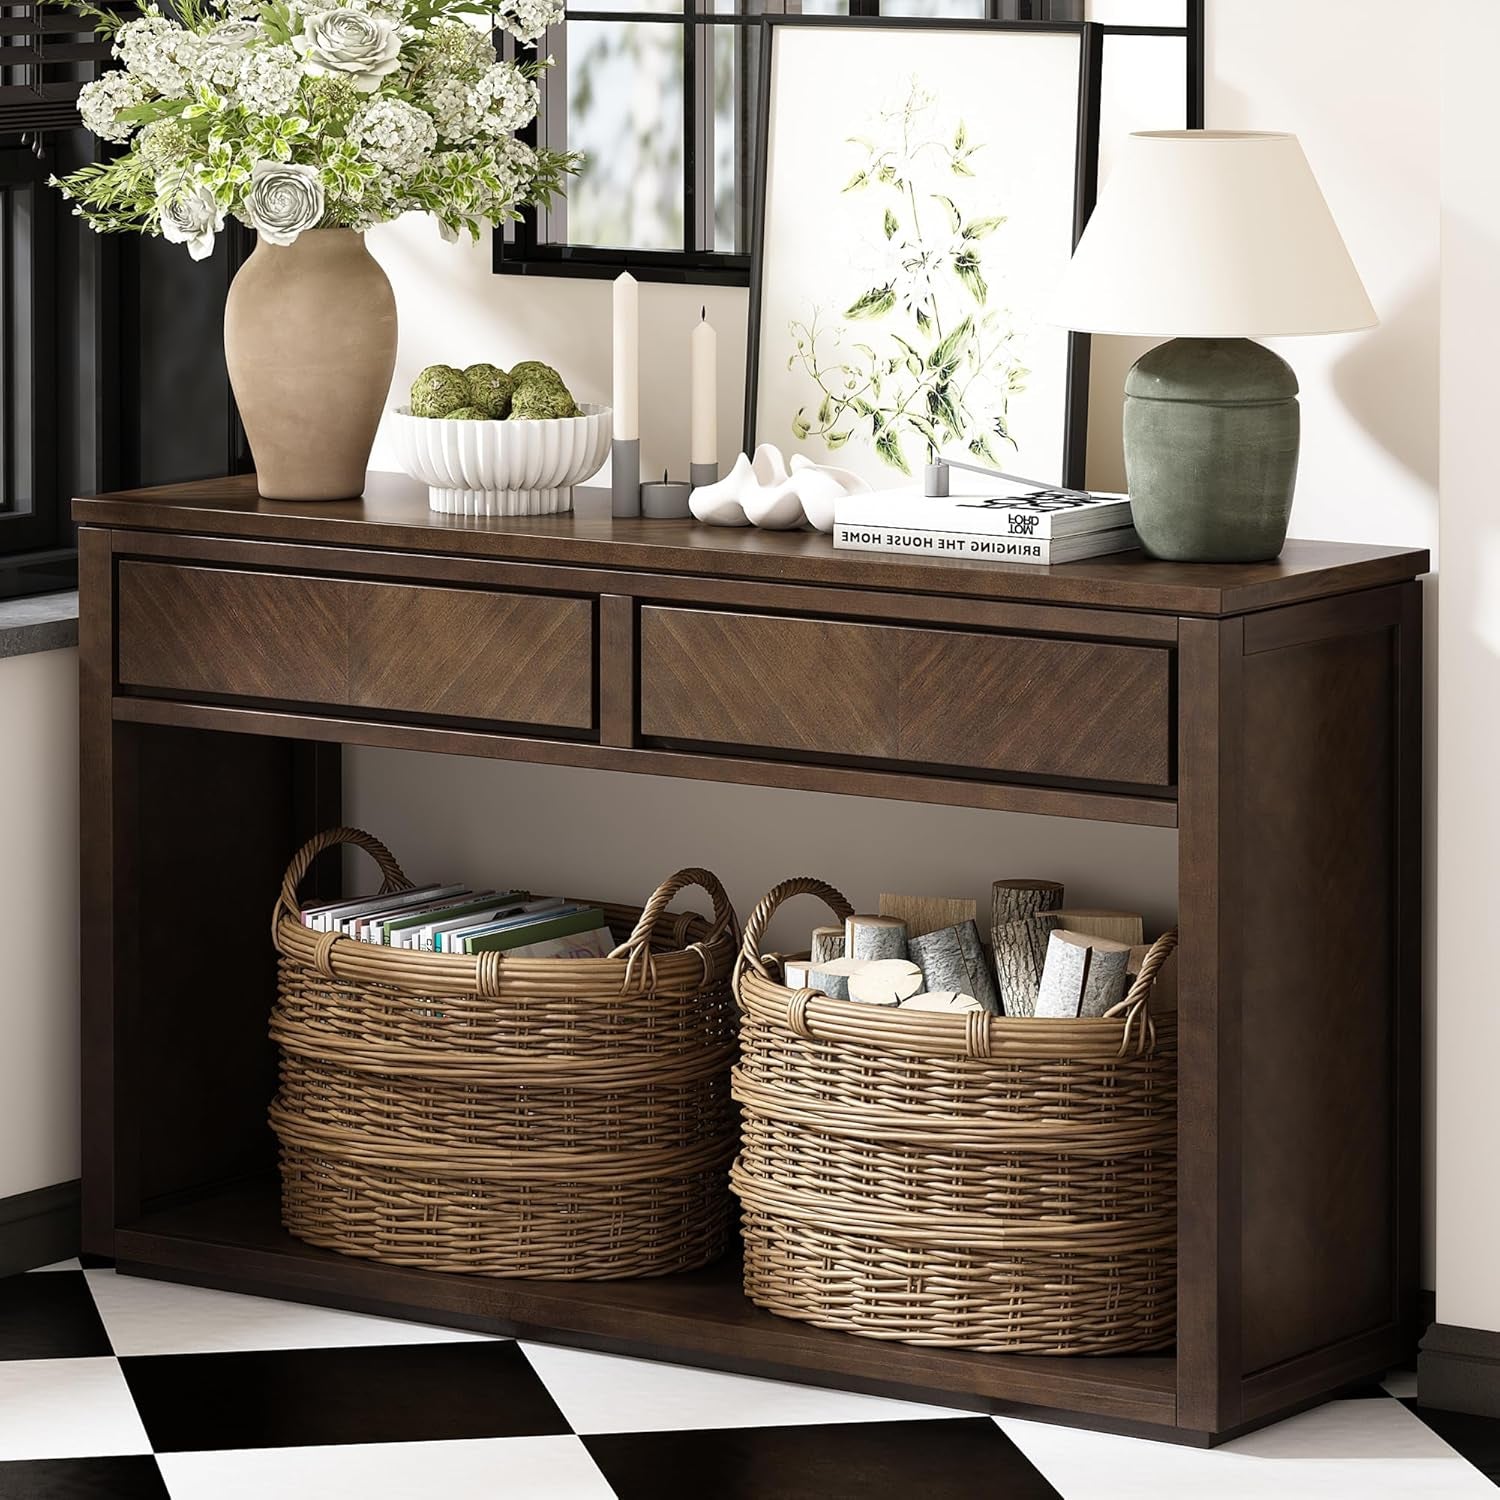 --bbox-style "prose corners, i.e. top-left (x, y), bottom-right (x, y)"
top-left (1122, 337), bottom-right (1301, 563)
